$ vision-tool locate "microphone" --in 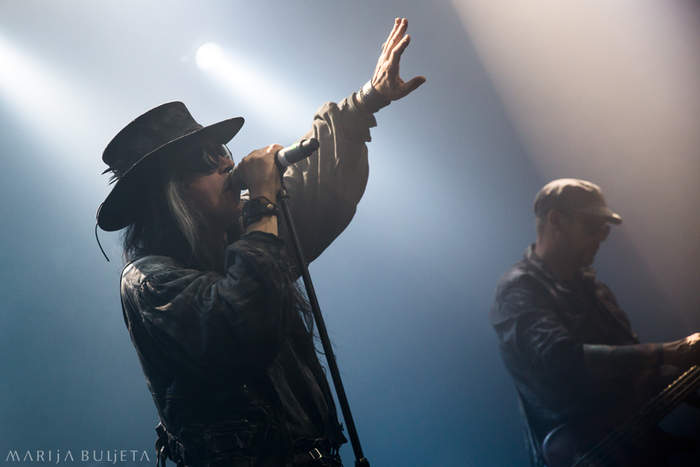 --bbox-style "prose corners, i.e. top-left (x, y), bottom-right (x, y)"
top-left (275, 138), bottom-right (319, 168)
top-left (229, 138), bottom-right (320, 191)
